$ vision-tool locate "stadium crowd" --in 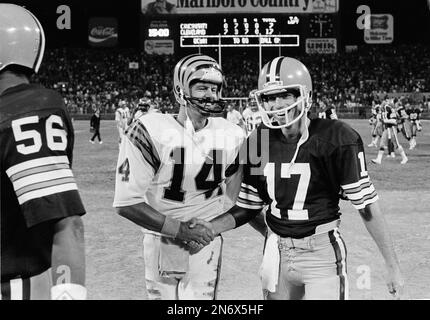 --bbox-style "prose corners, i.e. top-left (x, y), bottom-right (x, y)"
top-left (33, 45), bottom-right (430, 115)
